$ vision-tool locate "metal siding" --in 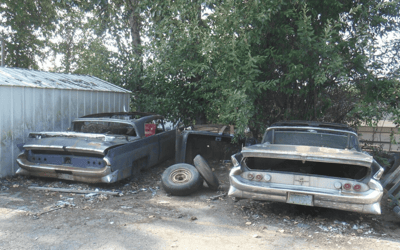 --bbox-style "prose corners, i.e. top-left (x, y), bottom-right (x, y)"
top-left (70, 90), bottom-right (78, 122)
top-left (109, 92), bottom-right (115, 112)
top-left (84, 91), bottom-right (92, 116)
top-left (99, 92), bottom-right (105, 113)
top-left (0, 87), bottom-right (13, 177)
top-left (44, 88), bottom-right (53, 131)
top-left (12, 87), bottom-right (25, 174)
top-left (61, 89), bottom-right (70, 130)
top-left (53, 89), bottom-right (62, 131)
top-left (77, 91), bottom-right (85, 117)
